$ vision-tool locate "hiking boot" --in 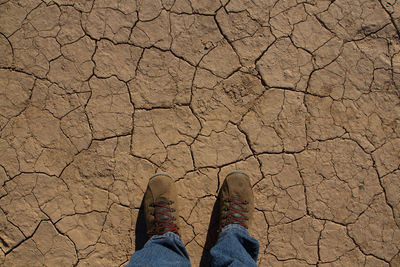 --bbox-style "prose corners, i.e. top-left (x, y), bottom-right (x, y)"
top-left (144, 172), bottom-right (179, 236)
top-left (218, 170), bottom-right (254, 231)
